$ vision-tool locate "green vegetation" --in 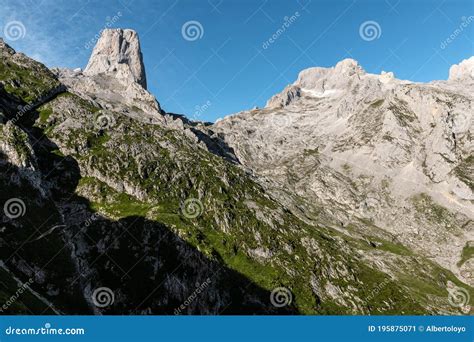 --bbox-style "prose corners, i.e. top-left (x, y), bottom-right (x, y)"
top-left (303, 148), bottom-right (319, 157)
top-left (39, 107), bottom-right (53, 124)
top-left (0, 56), bottom-right (59, 103)
top-left (75, 170), bottom-right (460, 315)
top-left (2, 46), bottom-right (473, 315)
top-left (370, 99), bottom-right (384, 107)
top-left (411, 193), bottom-right (455, 226)
top-left (376, 240), bottom-right (412, 256)
top-left (458, 242), bottom-right (474, 267)
top-left (388, 101), bottom-right (417, 126)
top-left (55, 101), bottom-right (471, 314)
top-left (3, 124), bottom-right (31, 161)
top-left (453, 156), bottom-right (474, 191)
top-left (87, 133), bottom-right (110, 153)
top-left (50, 149), bottom-right (64, 157)
top-left (342, 163), bottom-right (351, 172)
top-left (79, 177), bottom-right (154, 219)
